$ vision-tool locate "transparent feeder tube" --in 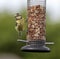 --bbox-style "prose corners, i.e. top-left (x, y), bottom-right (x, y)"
top-left (27, 0), bottom-right (46, 41)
